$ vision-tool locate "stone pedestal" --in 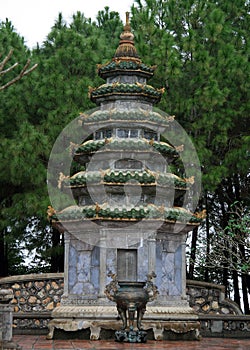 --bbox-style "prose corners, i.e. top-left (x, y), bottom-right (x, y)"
top-left (0, 289), bottom-right (22, 350)
top-left (47, 226), bottom-right (200, 340)
top-left (47, 304), bottom-right (200, 340)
